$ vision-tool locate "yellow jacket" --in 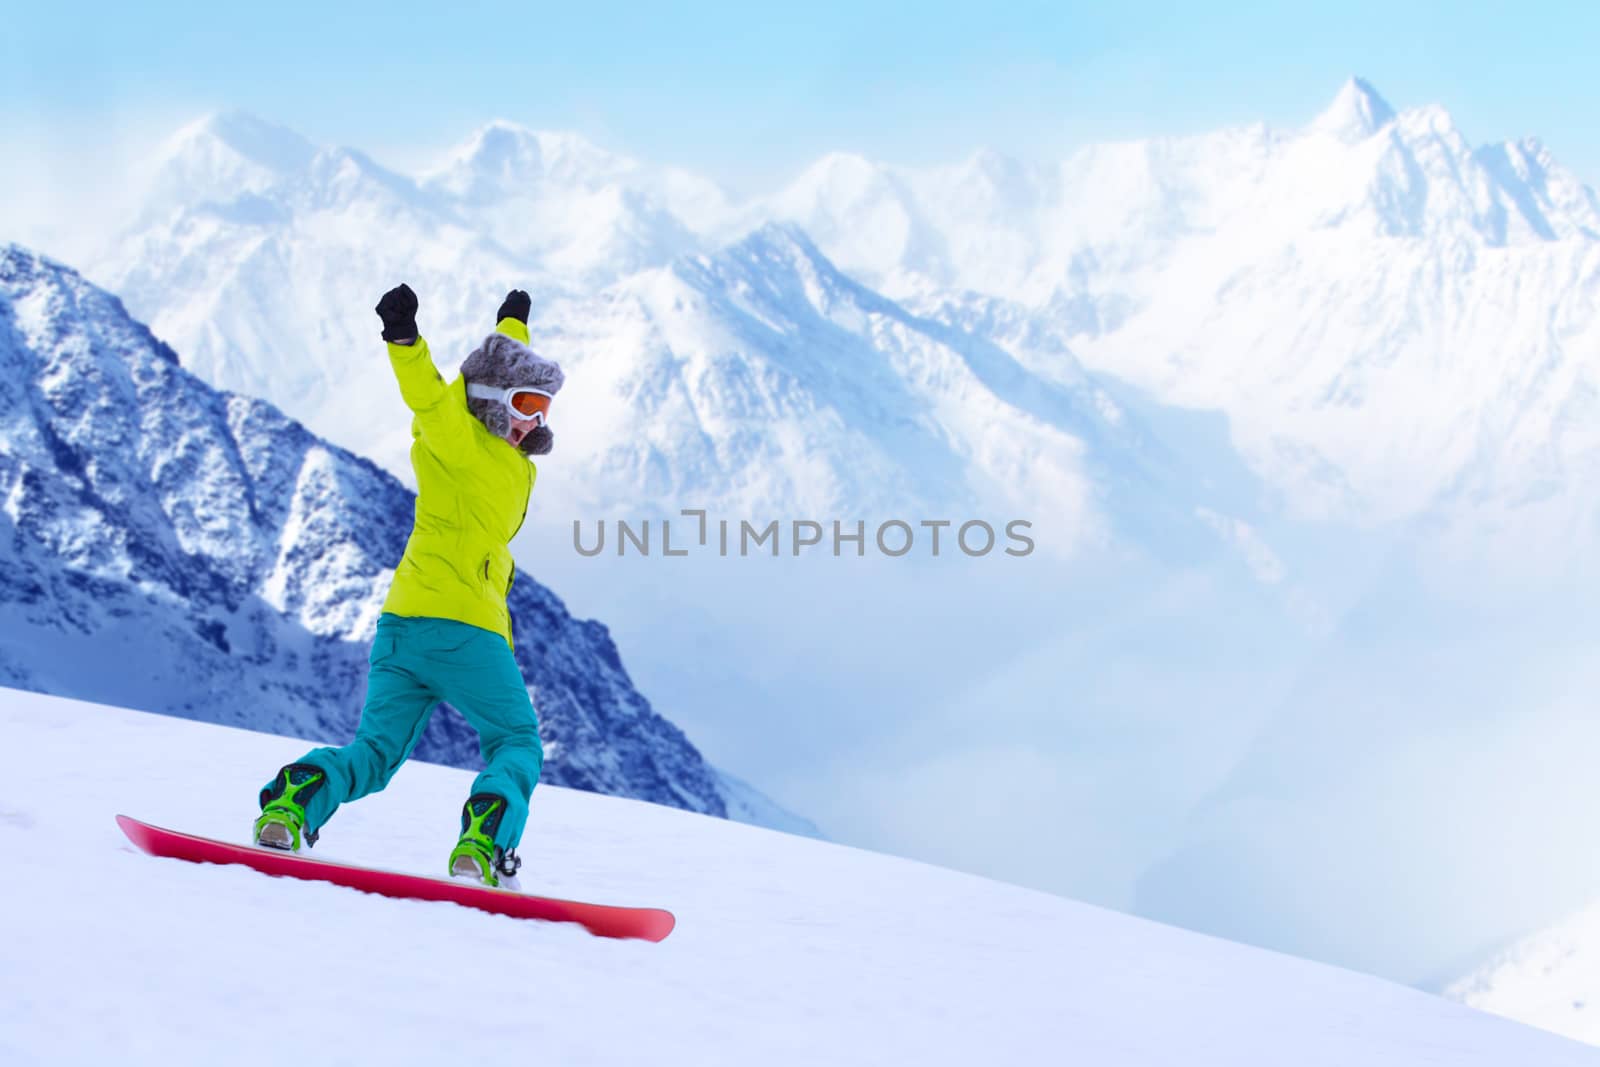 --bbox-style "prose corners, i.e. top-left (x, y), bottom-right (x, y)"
top-left (379, 319), bottom-right (536, 647)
